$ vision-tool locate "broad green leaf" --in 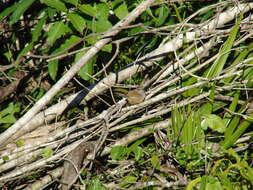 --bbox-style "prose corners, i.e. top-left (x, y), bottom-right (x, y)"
top-left (96, 3), bottom-right (110, 19)
top-left (47, 35), bottom-right (81, 80)
top-left (0, 103), bottom-right (14, 117)
top-left (9, 0), bottom-right (36, 25)
top-left (46, 22), bottom-right (69, 45)
top-left (206, 182), bottom-right (223, 190)
top-left (132, 146), bottom-right (142, 161)
top-left (41, 148), bottom-right (54, 158)
top-left (102, 44), bottom-right (112, 53)
top-left (110, 145), bottom-right (127, 160)
top-left (114, 2), bottom-right (128, 19)
top-left (0, 2), bottom-right (19, 20)
top-left (94, 18), bottom-right (112, 33)
top-left (46, 7), bottom-right (57, 19)
top-left (68, 13), bottom-right (86, 33)
top-left (111, 0), bottom-right (123, 8)
top-left (41, 0), bottom-right (67, 12)
top-left (206, 16), bottom-right (242, 78)
top-left (62, 0), bottom-right (78, 6)
top-left (32, 14), bottom-right (47, 42)
top-left (76, 50), bottom-right (96, 81)
top-left (201, 114), bottom-right (225, 133)
top-left (53, 35), bottom-right (81, 53)
top-left (0, 114), bottom-right (16, 124)
top-left (48, 60), bottom-right (58, 81)
top-left (79, 4), bottom-right (96, 17)
top-left (182, 77), bottom-right (200, 97)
